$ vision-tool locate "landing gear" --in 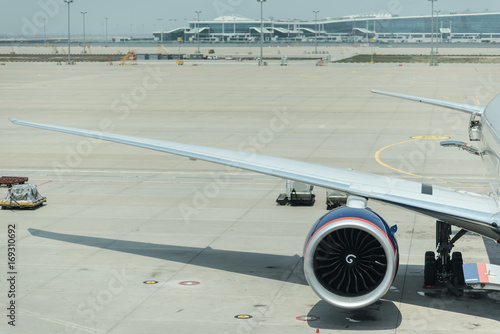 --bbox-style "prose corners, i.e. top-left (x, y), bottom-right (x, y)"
top-left (424, 220), bottom-right (466, 289)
